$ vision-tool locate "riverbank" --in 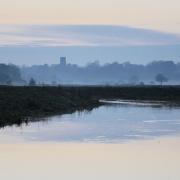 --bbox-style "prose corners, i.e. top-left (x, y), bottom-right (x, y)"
top-left (0, 86), bottom-right (100, 127)
top-left (1, 85), bottom-right (180, 127)
top-left (0, 137), bottom-right (180, 180)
